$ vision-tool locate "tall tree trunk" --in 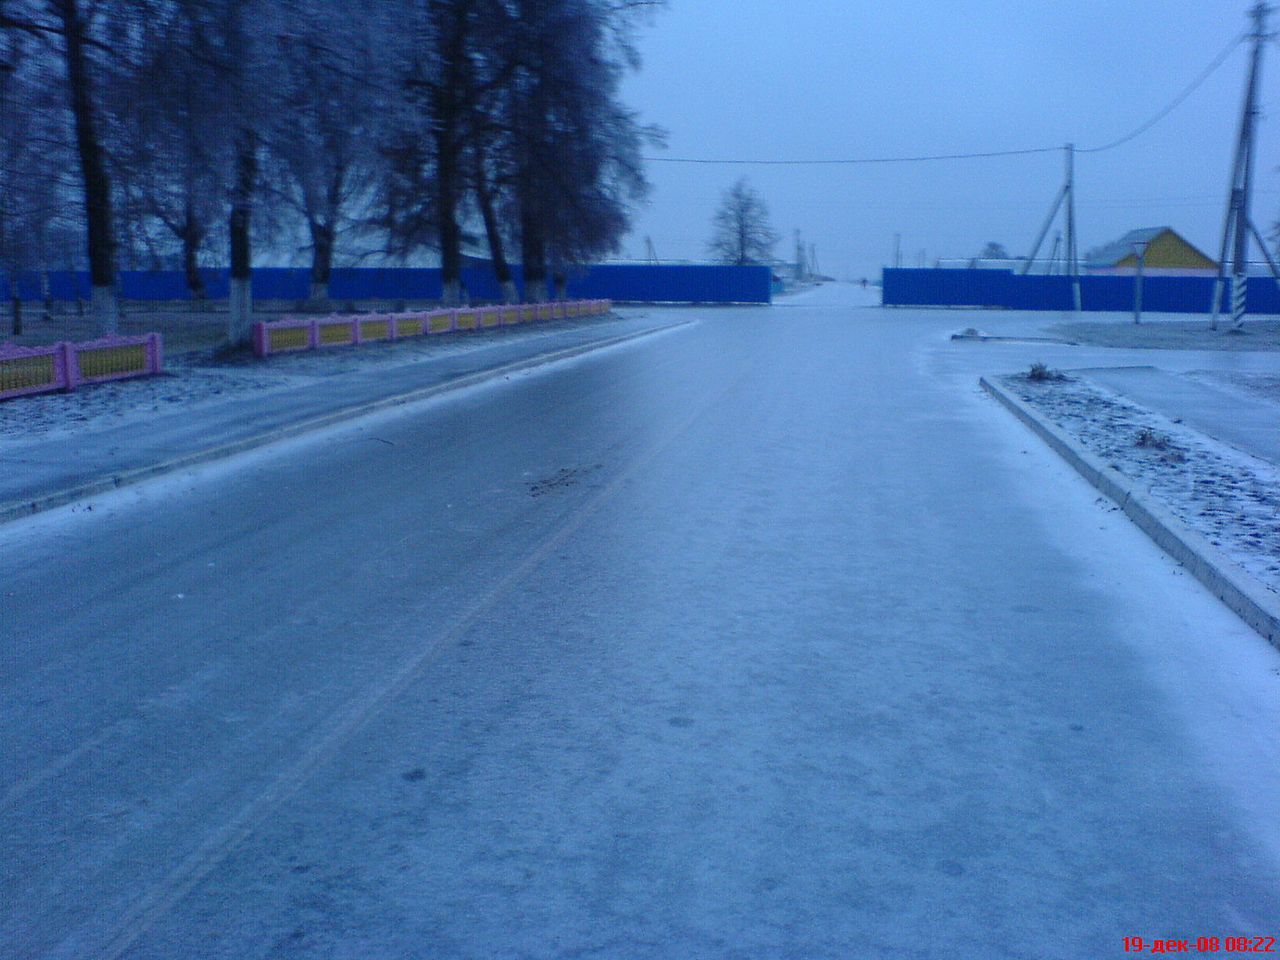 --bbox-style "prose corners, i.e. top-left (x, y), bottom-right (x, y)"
top-left (228, 131), bottom-right (256, 345)
top-left (308, 220), bottom-right (334, 302)
top-left (436, 140), bottom-right (462, 306)
top-left (181, 200), bottom-right (206, 300)
top-left (57, 0), bottom-right (117, 333)
top-left (434, 6), bottom-right (467, 308)
top-left (520, 198), bottom-right (547, 302)
top-left (474, 157), bottom-right (516, 303)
